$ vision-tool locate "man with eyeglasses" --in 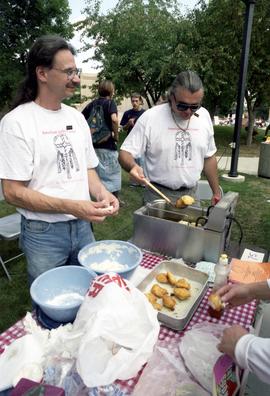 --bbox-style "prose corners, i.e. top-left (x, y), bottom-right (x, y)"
top-left (119, 70), bottom-right (221, 205)
top-left (0, 35), bottom-right (119, 284)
